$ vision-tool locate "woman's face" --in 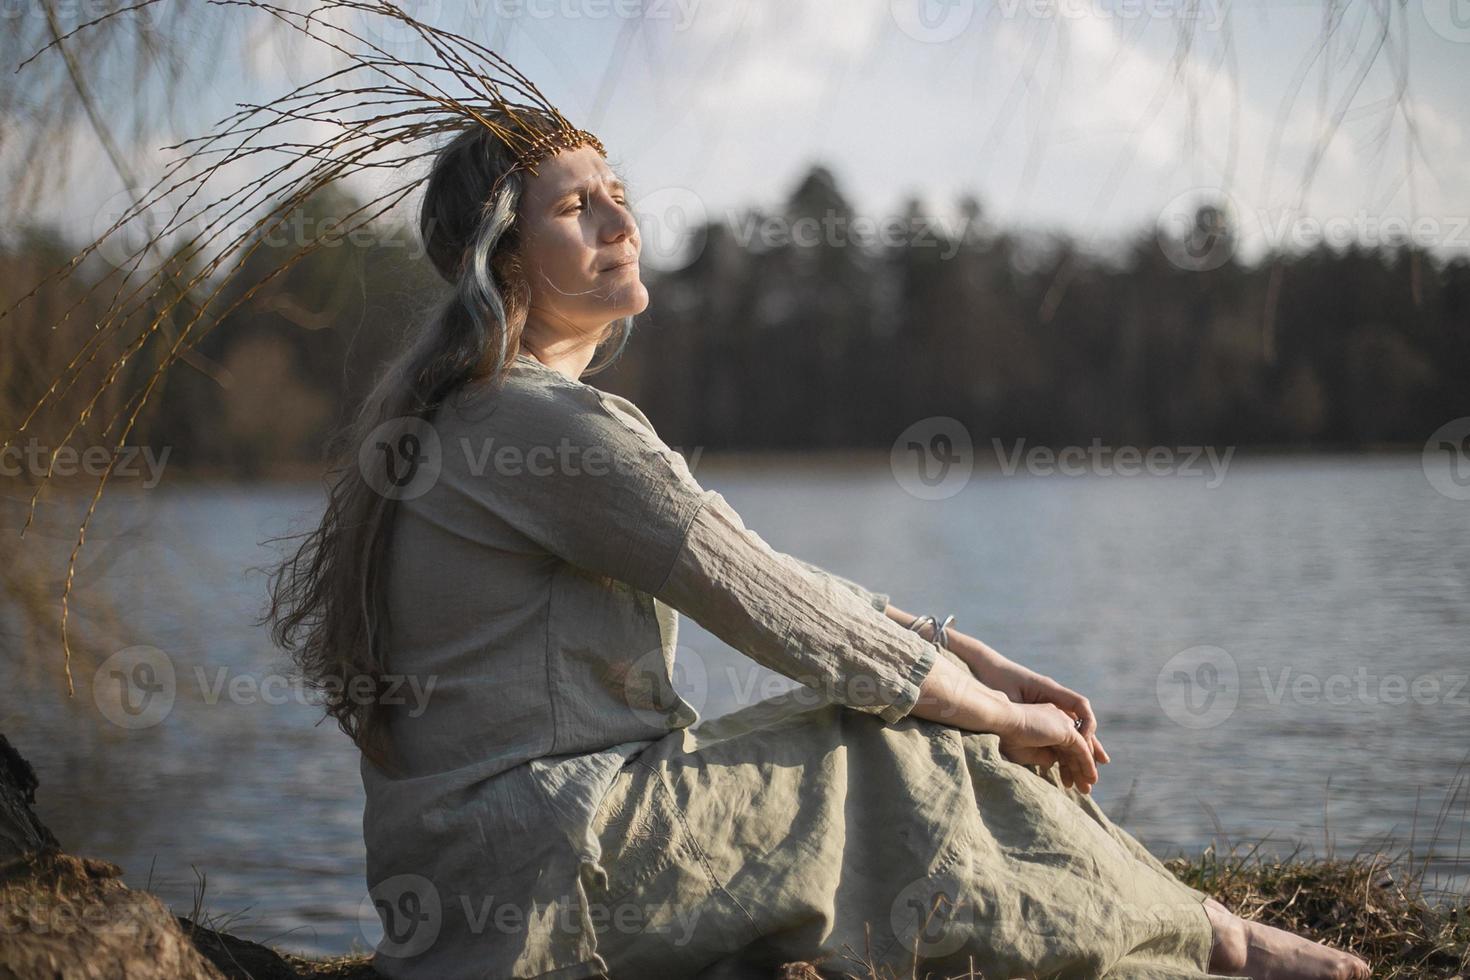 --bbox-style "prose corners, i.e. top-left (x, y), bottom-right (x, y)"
top-left (517, 145), bottom-right (647, 343)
